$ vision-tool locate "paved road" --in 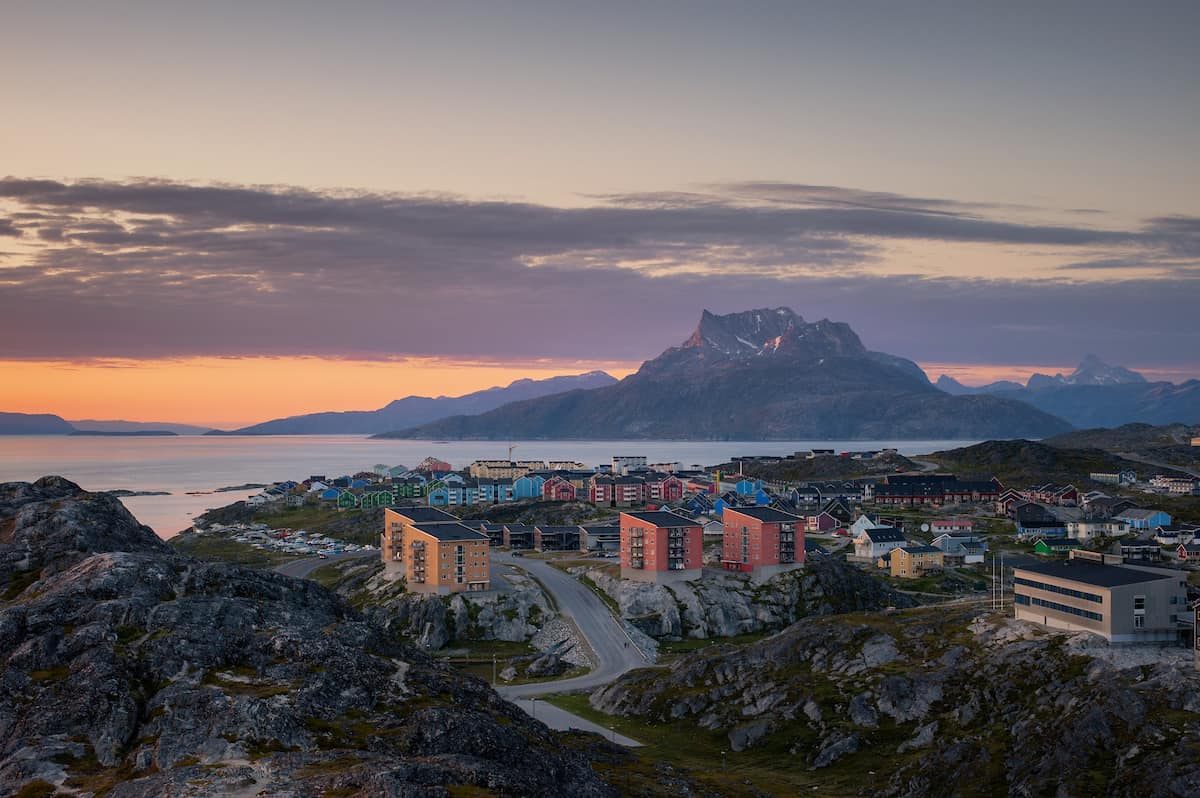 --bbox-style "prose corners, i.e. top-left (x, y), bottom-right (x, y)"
top-left (1117, 453), bottom-right (1200, 479)
top-left (507, 698), bottom-right (642, 746)
top-left (491, 551), bottom-right (648, 700)
top-left (273, 550), bottom-right (375, 579)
